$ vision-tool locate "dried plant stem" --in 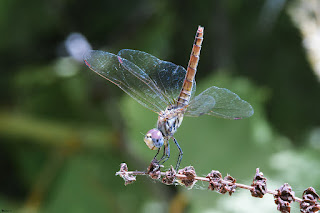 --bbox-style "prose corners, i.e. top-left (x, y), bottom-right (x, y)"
top-left (116, 169), bottom-right (297, 199)
top-left (116, 162), bottom-right (319, 213)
